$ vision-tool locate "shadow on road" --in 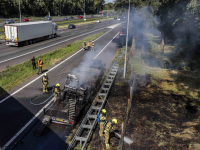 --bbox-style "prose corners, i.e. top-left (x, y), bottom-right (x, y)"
top-left (0, 86), bottom-right (69, 150)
